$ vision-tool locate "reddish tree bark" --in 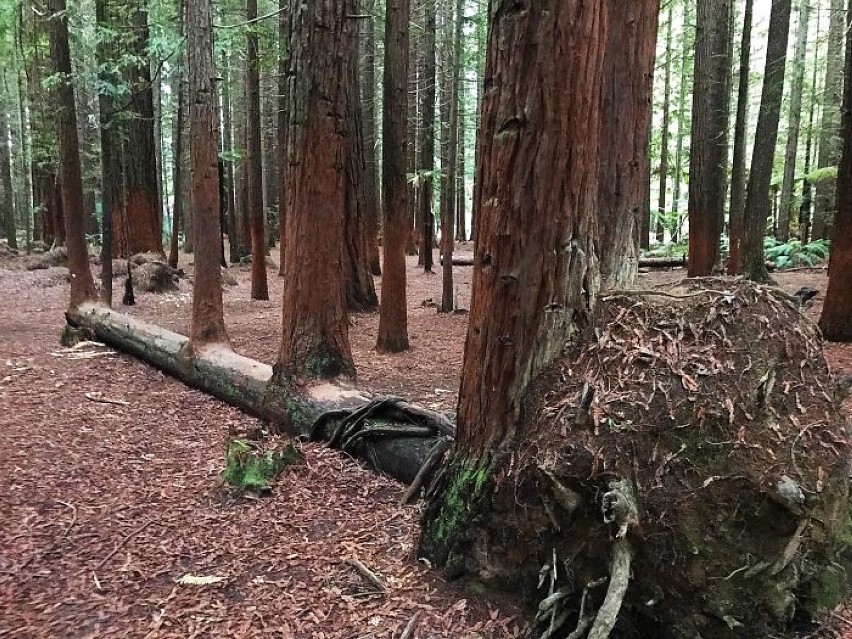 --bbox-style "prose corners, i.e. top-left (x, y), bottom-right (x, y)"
top-left (688, 0), bottom-right (731, 276)
top-left (48, 0), bottom-right (96, 309)
top-left (246, 0), bottom-right (269, 300)
top-left (598, 0), bottom-right (660, 289)
top-left (186, 0), bottom-right (229, 350)
top-left (819, 22), bottom-right (852, 341)
top-left (376, 0), bottom-right (410, 353)
top-left (275, 0), bottom-right (356, 380)
top-left (738, 0), bottom-right (792, 282)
